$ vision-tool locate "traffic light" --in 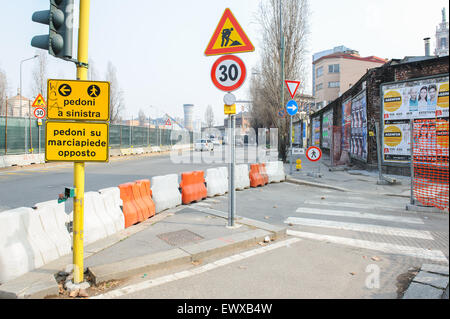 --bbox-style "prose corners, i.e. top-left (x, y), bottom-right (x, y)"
top-left (31, 0), bottom-right (73, 59)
